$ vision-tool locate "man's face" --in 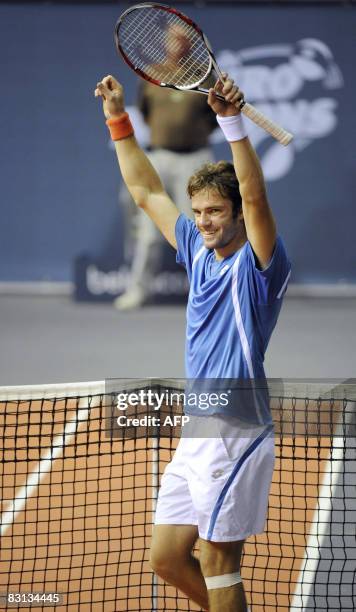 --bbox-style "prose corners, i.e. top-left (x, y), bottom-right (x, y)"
top-left (191, 188), bottom-right (243, 258)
